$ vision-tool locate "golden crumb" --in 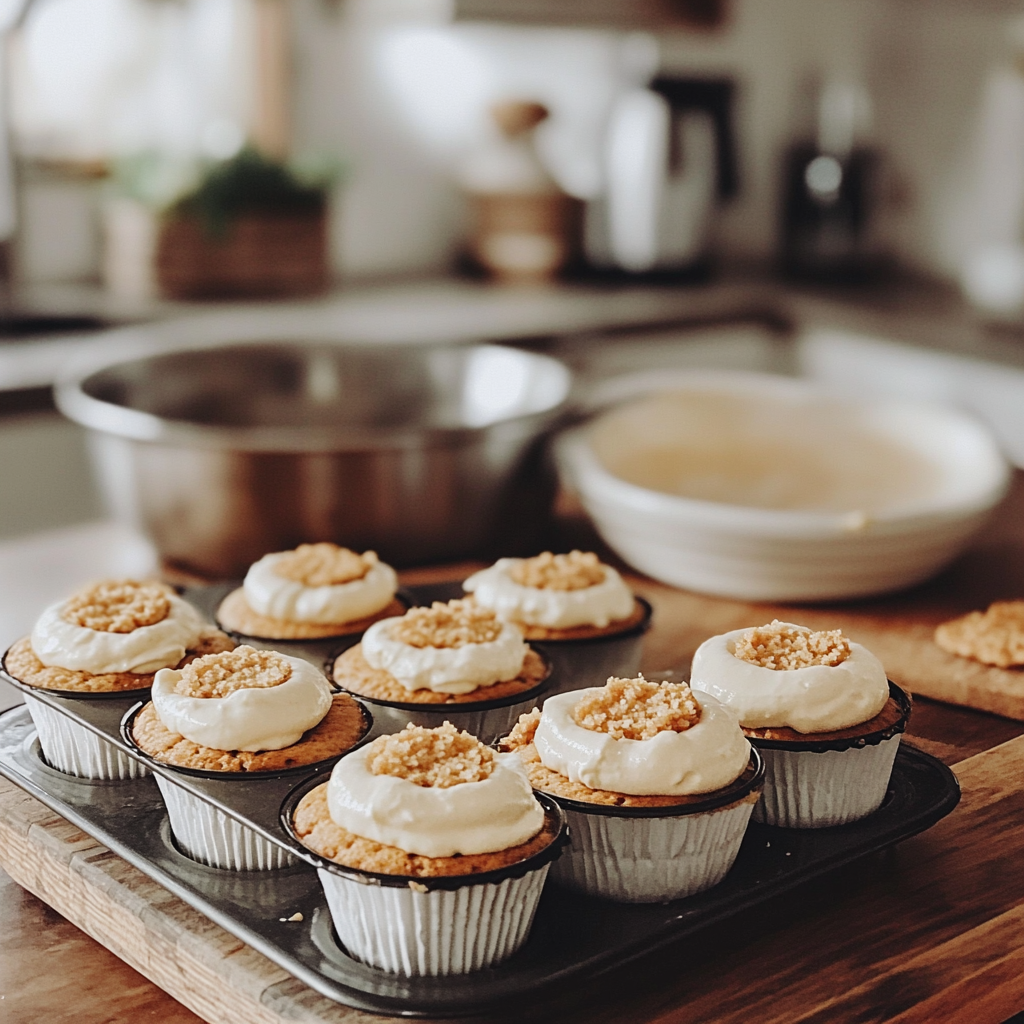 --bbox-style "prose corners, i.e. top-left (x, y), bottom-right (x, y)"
top-left (389, 599), bottom-right (503, 648)
top-left (505, 708), bottom-right (542, 748)
top-left (61, 580), bottom-right (171, 633)
top-left (732, 620), bottom-right (852, 670)
top-left (272, 543), bottom-right (376, 587)
top-left (176, 645), bottom-right (292, 698)
top-left (935, 601), bottom-right (1024, 668)
top-left (365, 722), bottom-right (495, 787)
top-left (571, 675), bottom-right (701, 740)
top-left (508, 550), bottom-right (606, 591)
